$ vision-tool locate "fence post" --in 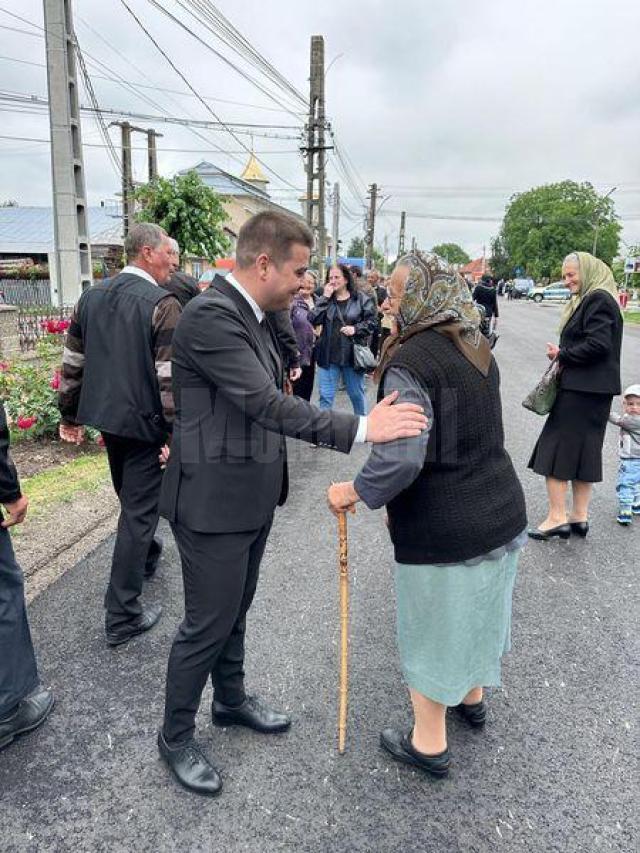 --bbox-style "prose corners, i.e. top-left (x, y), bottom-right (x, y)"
top-left (0, 306), bottom-right (21, 360)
